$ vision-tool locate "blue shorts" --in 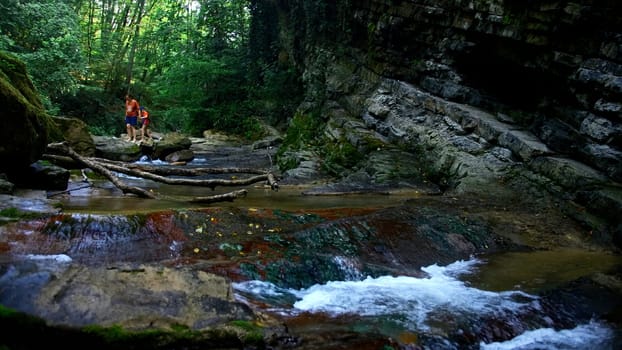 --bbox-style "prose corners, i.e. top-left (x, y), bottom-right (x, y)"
top-left (125, 116), bottom-right (138, 126)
